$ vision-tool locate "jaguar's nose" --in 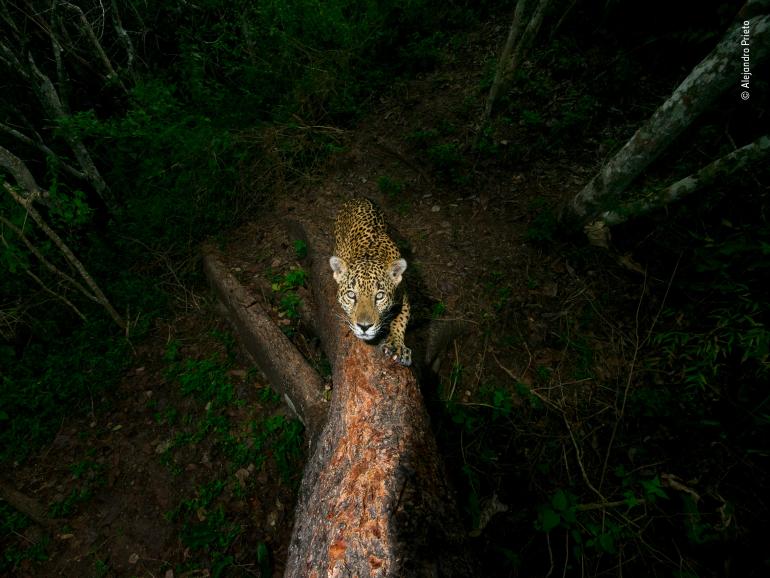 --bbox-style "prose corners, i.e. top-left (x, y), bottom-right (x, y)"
top-left (357, 322), bottom-right (373, 332)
